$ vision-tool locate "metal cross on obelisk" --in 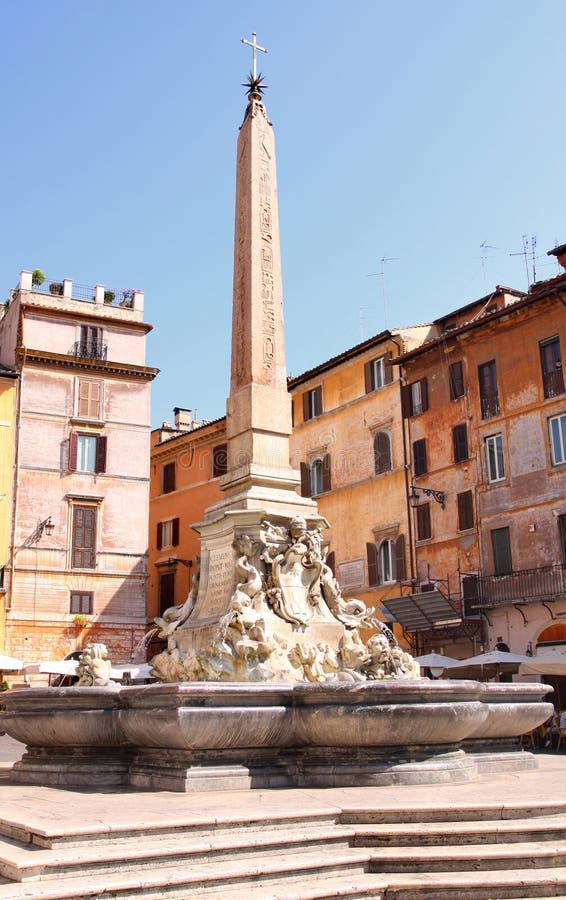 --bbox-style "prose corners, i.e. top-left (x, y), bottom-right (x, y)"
top-left (240, 31), bottom-right (268, 78)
